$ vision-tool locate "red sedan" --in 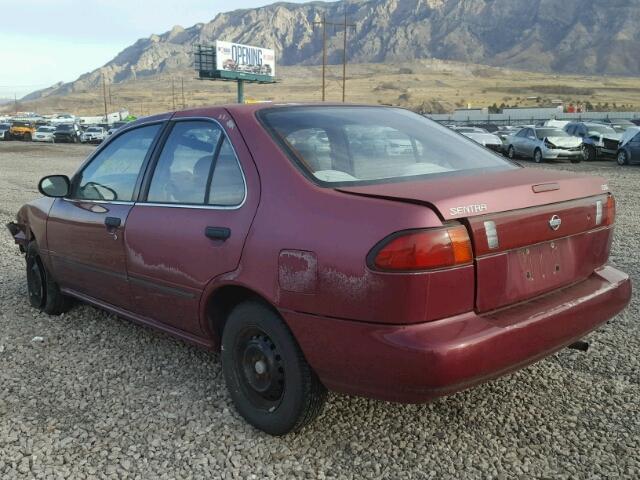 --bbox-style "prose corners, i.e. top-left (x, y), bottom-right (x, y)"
top-left (7, 104), bottom-right (631, 435)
